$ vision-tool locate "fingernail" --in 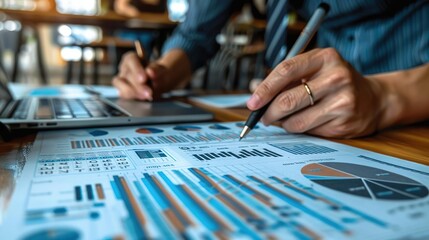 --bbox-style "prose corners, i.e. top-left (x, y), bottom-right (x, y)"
top-left (144, 91), bottom-right (153, 101)
top-left (247, 94), bottom-right (260, 109)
